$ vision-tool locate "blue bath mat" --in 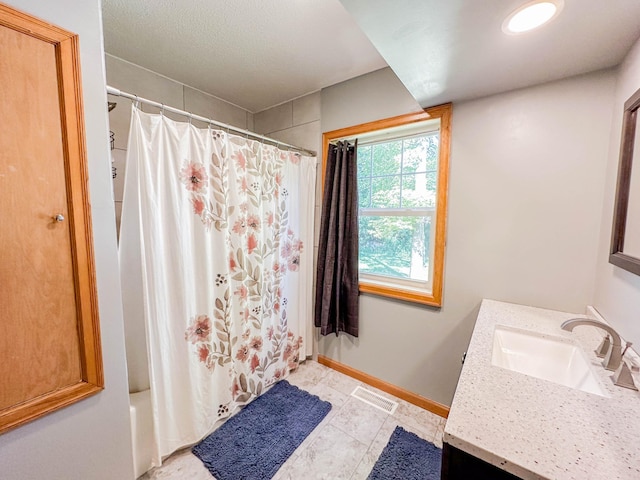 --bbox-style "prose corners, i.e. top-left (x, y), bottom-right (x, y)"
top-left (192, 380), bottom-right (331, 480)
top-left (367, 426), bottom-right (442, 480)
